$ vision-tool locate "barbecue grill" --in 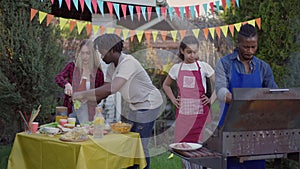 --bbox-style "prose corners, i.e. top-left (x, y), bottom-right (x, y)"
top-left (171, 88), bottom-right (300, 169)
